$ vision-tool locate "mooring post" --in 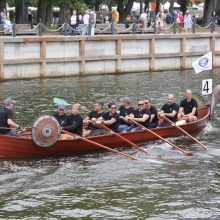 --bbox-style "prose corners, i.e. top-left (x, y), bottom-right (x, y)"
top-left (192, 17), bottom-right (196, 34)
top-left (12, 20), bottom-right (16, 37)
top-left (173, 18), bottom-right (176, 34)
top-left (64, 17), bottom-right (68, 36)
top-left (38, 18), bottom-right (42, 36)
